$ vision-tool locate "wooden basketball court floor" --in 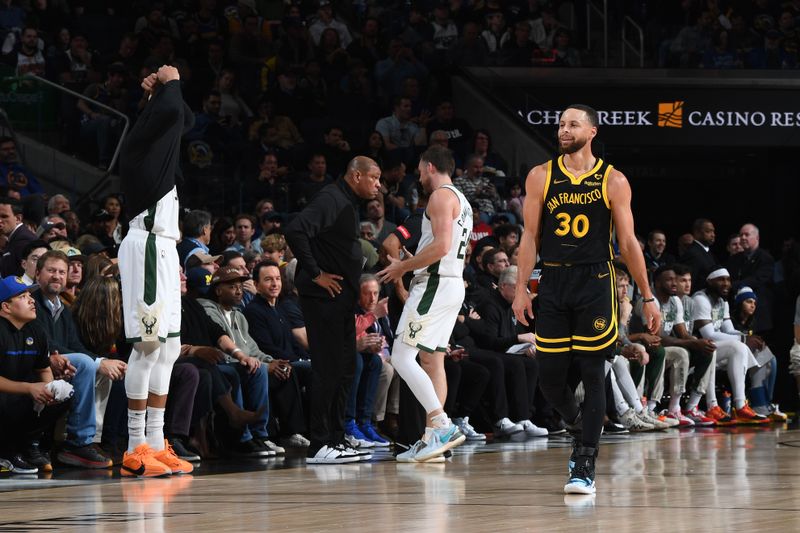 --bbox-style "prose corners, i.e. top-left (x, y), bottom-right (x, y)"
top-left (1, 425), bottom-right (799, 532)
